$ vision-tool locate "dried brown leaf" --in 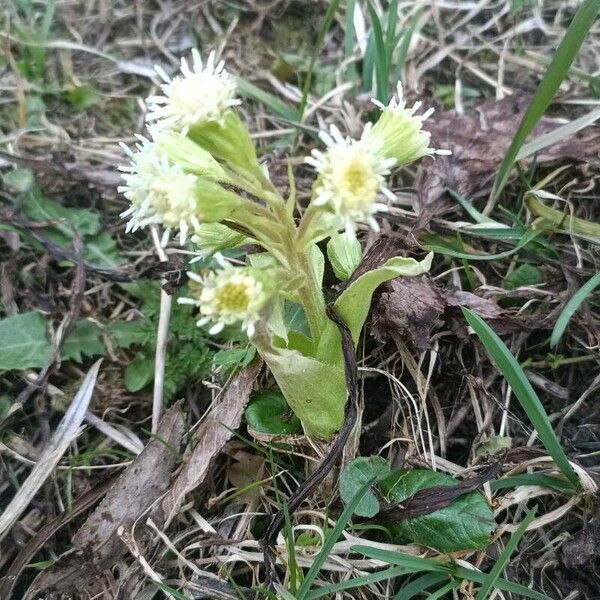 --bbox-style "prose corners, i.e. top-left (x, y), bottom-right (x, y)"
top-left (373, 275), bottom-right (445, 351)
top-left (157, 360), bottom-right (261, 527)
top-left (27, 402), bottom-right (185, 598)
